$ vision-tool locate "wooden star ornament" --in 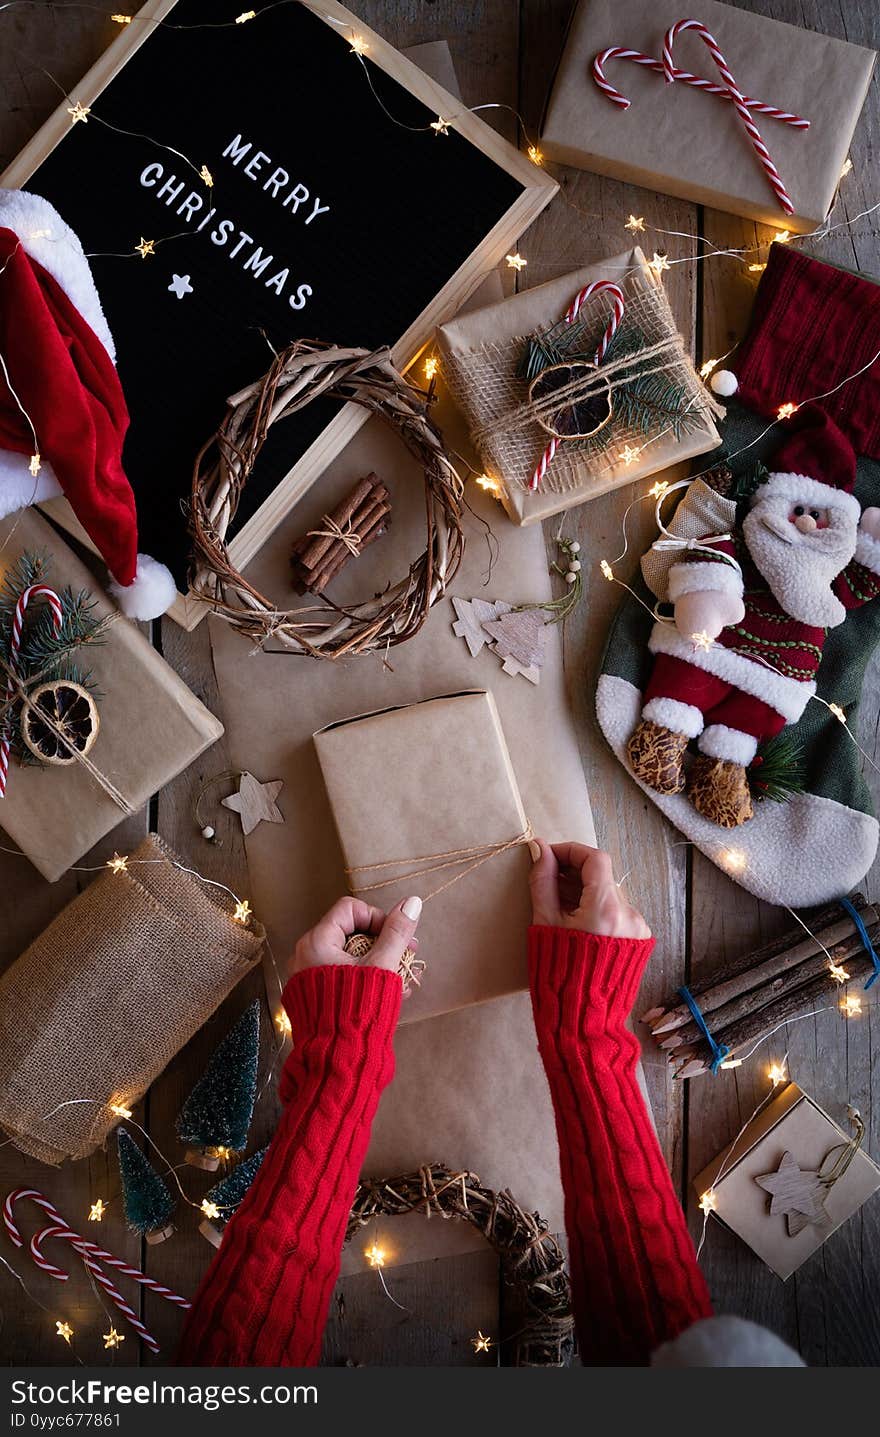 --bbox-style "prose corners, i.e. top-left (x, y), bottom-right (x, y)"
top-left (755, 1150), bottom-right (828, 1234)
top-left (221, 772), bottom-right (284, 836)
